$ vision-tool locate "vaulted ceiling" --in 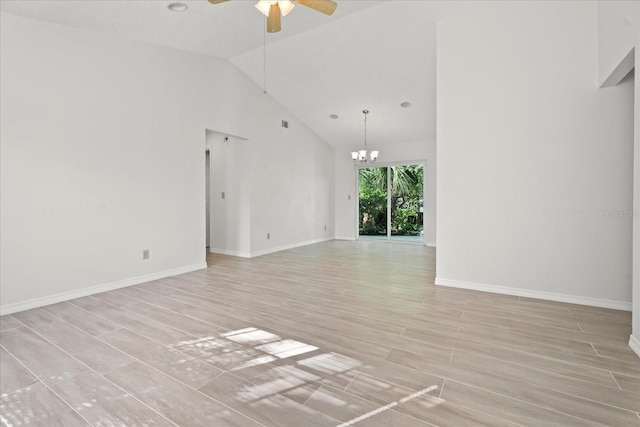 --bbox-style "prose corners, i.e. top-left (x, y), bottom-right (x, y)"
top-left (0, 0), bottom-right (464, 150)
